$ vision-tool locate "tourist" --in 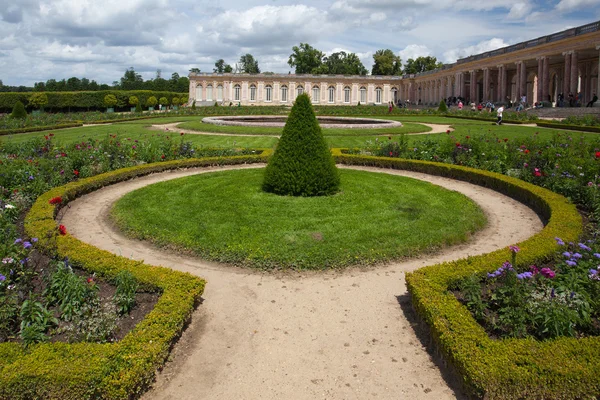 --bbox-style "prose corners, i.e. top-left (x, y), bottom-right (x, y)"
top-left (477, 103), bottom-right (483, 112)
top-left (496, 105), bottom-right (504, 125)
top-left (587, 93), bottom-right (598, 107)
top-left (388, 102), bottom-right (393, 113)
top-left (458, 100), bottom-right (463, 110)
